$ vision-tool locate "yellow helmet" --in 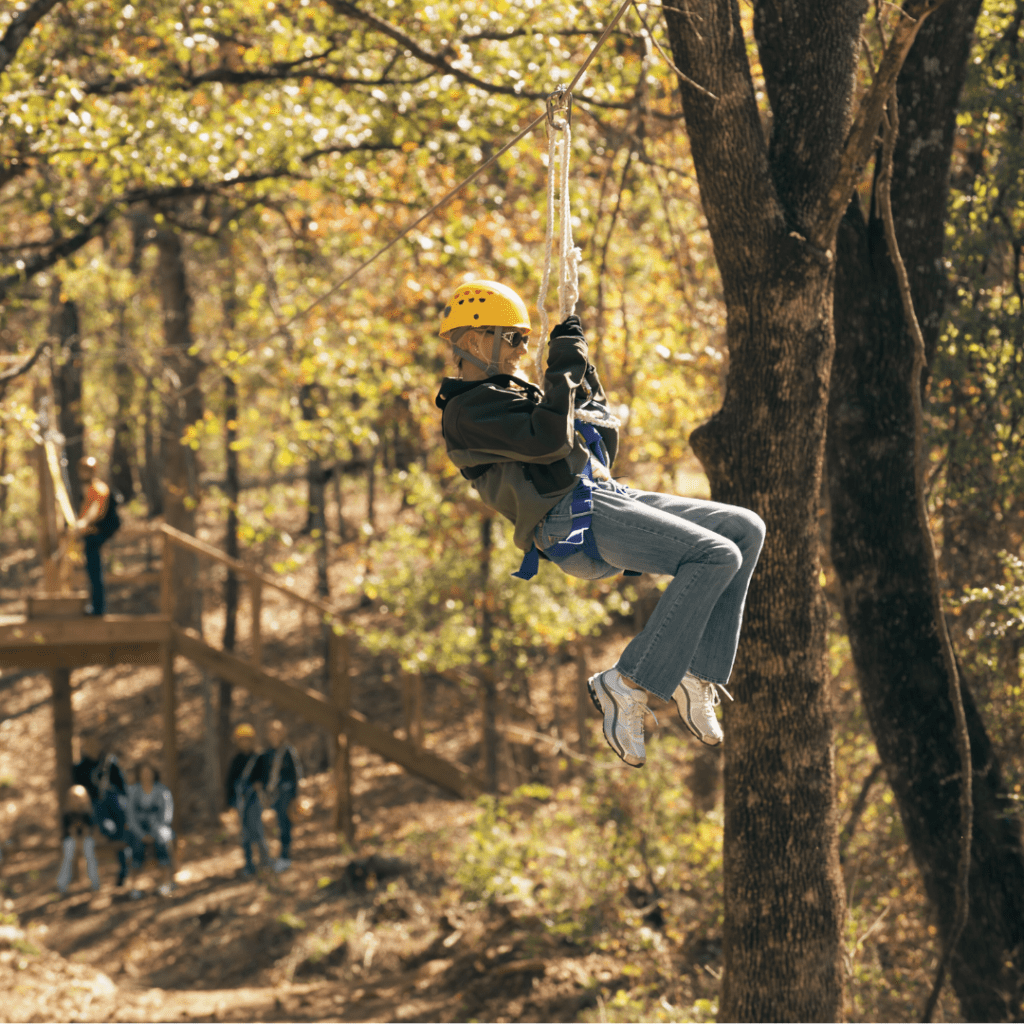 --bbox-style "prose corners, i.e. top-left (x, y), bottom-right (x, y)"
top-left (439, 280), bottom-right (531, 339)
